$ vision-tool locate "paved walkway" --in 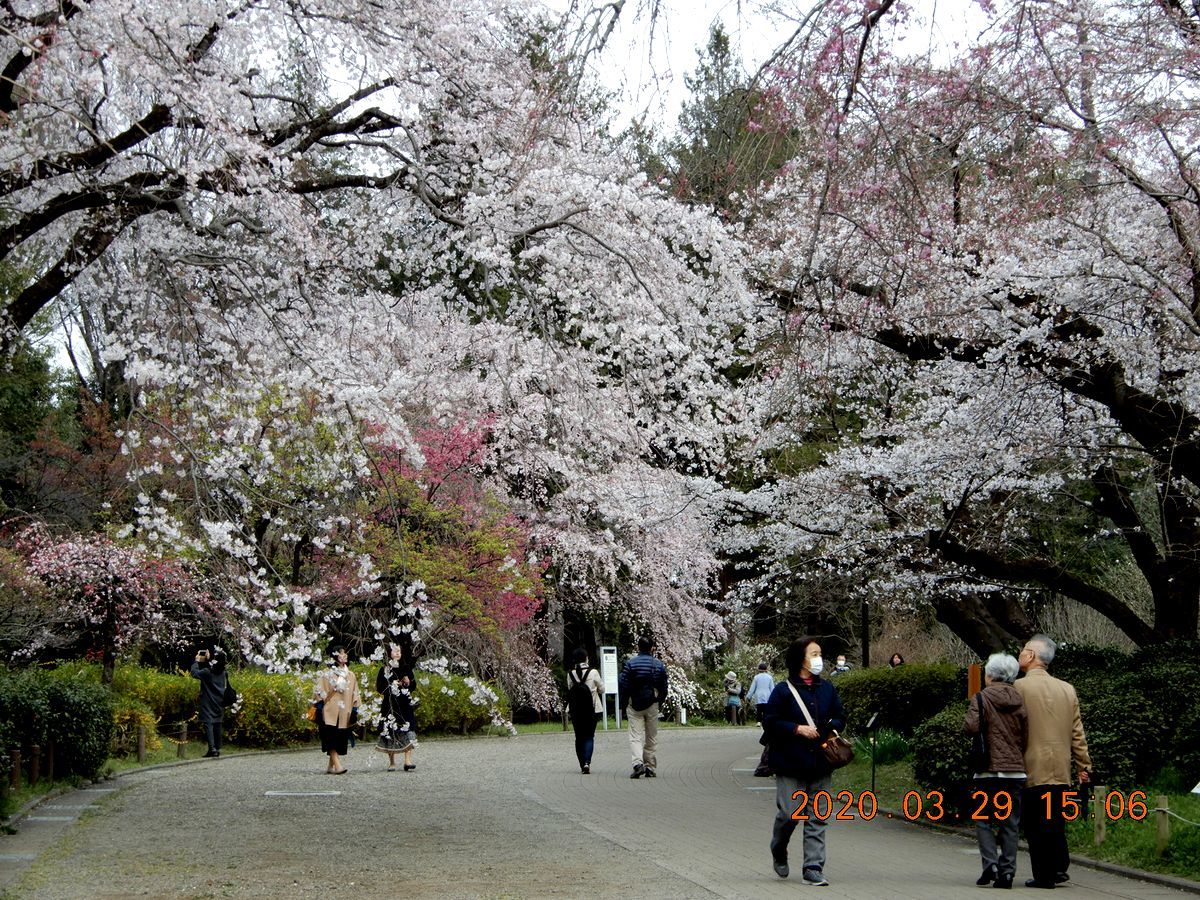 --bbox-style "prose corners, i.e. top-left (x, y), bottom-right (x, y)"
top-left (0, 727), bottom-right (1192, 898)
